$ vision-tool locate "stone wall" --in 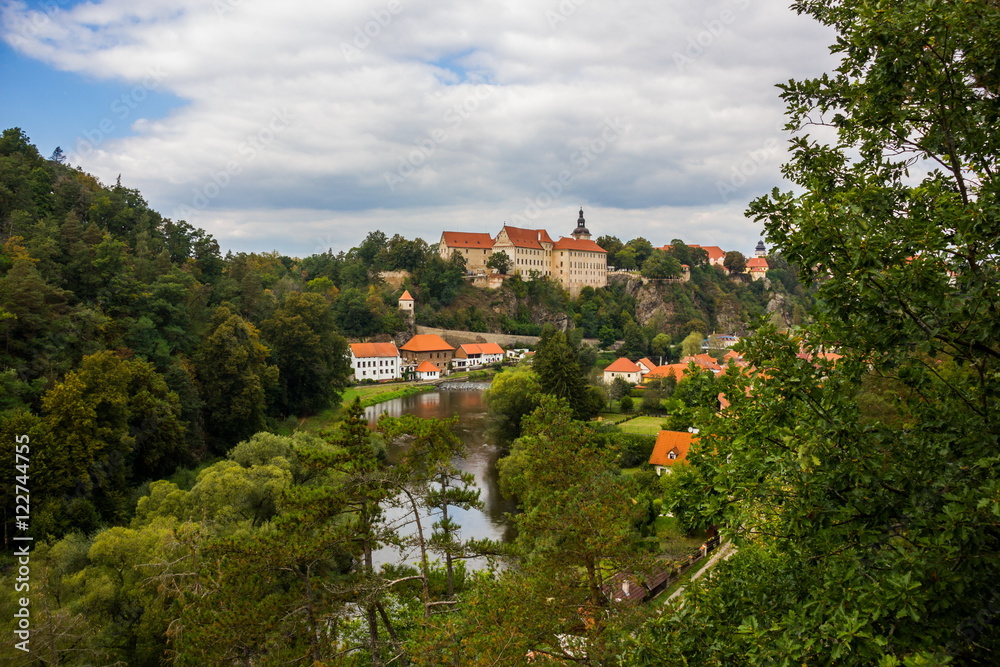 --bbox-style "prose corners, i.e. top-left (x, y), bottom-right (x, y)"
top-left (415, 326), bottom-right (601, 349)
